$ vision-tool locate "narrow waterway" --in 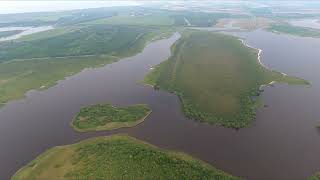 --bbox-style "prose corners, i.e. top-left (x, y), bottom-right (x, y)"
top-left (0, 31), bottom-right (320, 180)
